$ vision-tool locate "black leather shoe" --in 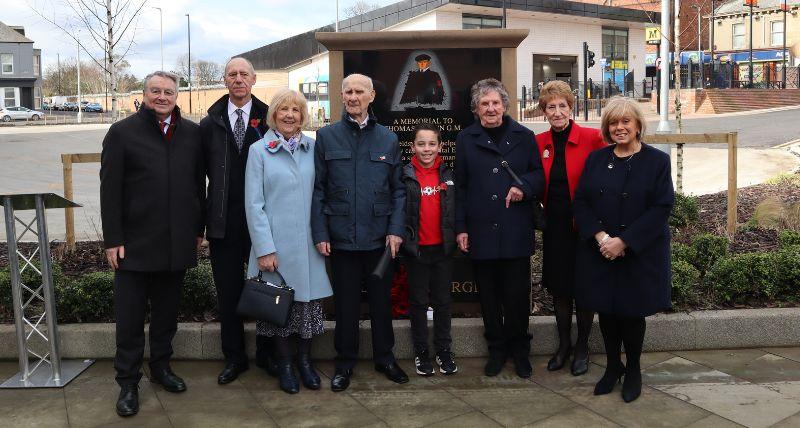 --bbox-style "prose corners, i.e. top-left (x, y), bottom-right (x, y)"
top-left (296, 354), bottom-right (321, 390)
top-left (150, 368), bottom-right (187, 393)
top-left (256, 355), bottom-right (279, 378)
top-left (116, 384), bottom-right (139, 417)
top-left (514, 355), bottom-right (533, 379)
top-left (547, 345), bottom-right (571, 372)
top-left (571, 352), bottom-right (590, 376)
top-left (331, 369), bottom-right (352, 392)
top-left (622, 367), bottom-right (642, 403)
top-left (276, 359), bottom-right (299, 394)
top-left (375, 362), bottom-right (409, 384)
top-left (218, 362), bottom-right (248, 385)
top-left (594, 364), bottom-right (625, 396)
top-left (484, 354), bottom-right (506, 377)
